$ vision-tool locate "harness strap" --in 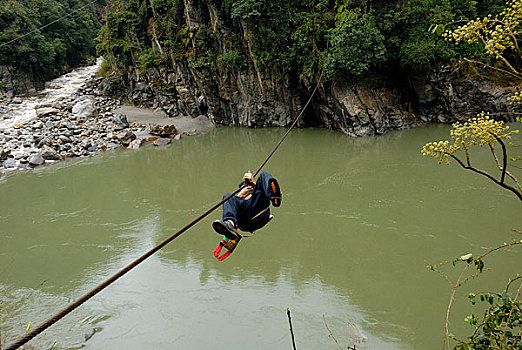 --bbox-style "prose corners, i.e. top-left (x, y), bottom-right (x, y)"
top-left (249, 206), bottom-right (270, 221)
